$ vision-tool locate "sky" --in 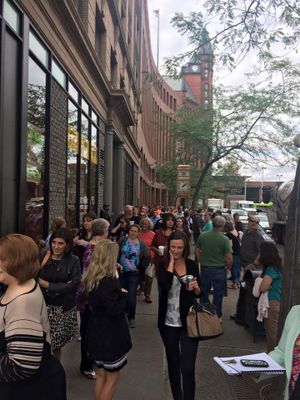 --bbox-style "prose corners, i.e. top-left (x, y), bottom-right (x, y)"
top-left (147, 0), bottom-right (298, 182)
